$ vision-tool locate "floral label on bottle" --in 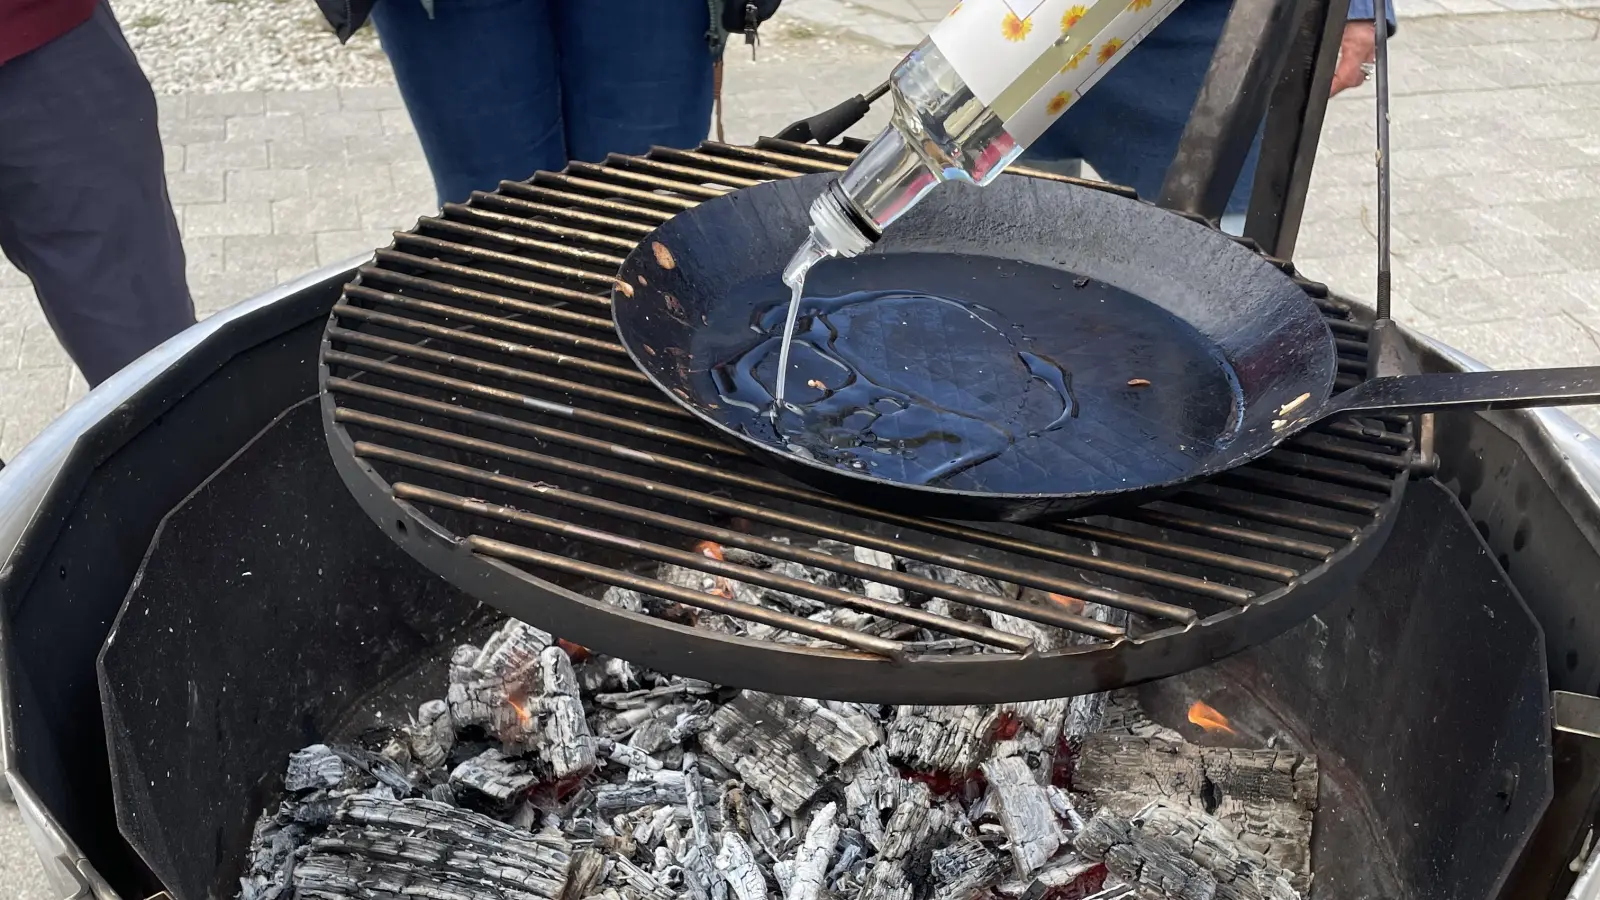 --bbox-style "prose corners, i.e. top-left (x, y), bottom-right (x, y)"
top-left (930, 0), bottom-right (1186, 146)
